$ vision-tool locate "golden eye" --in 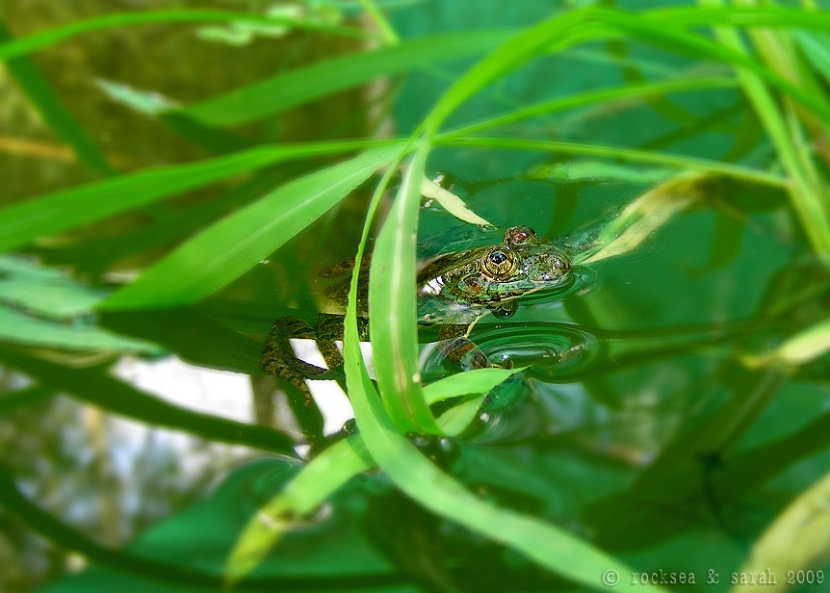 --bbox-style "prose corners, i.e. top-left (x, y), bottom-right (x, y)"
top-left (482, 248), bottom-right (517, 280)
